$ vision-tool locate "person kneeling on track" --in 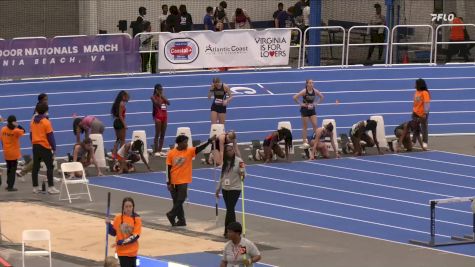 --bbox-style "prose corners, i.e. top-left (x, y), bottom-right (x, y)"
top-left (116, 140), bottom-right (152, 174)
top-left (393, 119), bottom-right (426, 153)
top-left (261, 128), bottom-right (293, 163)
top-left (349, 119), bottom-right (383, 156)
top-left (309, 123), bottom-right (340, 160)
top-left (71, 138), bottom-right (103, 177)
